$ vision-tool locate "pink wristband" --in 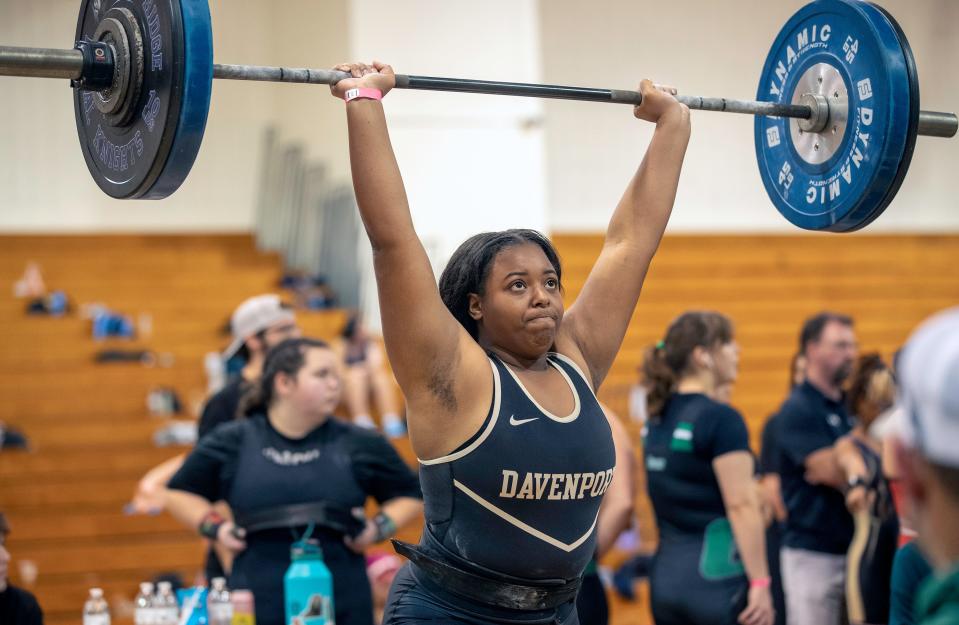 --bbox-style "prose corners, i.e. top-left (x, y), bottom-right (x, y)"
top-left (750, 577), bottom-right (771, 589)
top-left (344, 87), bottom-right (383, 103)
